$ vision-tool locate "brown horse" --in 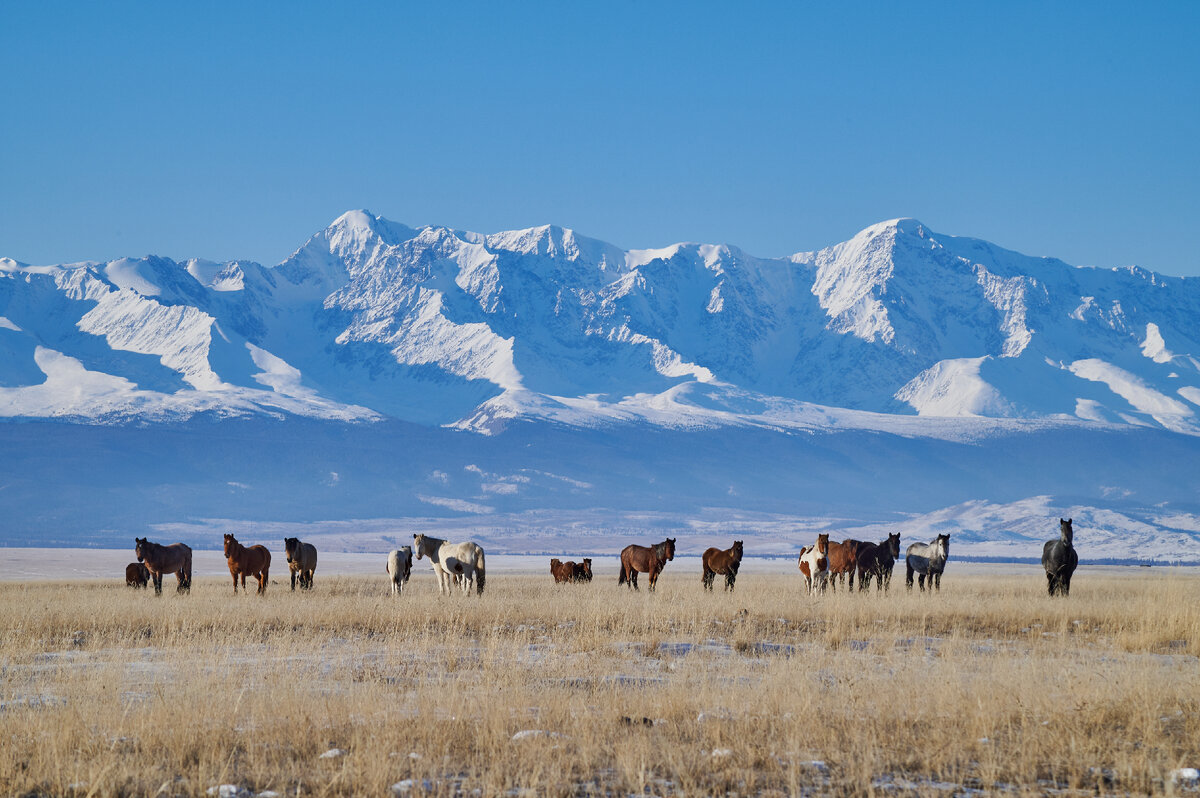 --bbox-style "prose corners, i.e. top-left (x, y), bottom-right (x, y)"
top-left (125, 562), bottom-right (150, 589)
top-left (224, 533), bottom-right (271, 595)
top-left (701, 540), bottom-right (743, 591)
top-left (857, 533), bottom-right (901, 592)
top-left (135, 537), bottom-right (192, 596)
top-left (551, 558), bottom-right (593, 583)
top-left (826, 538), bottom-right (865, 591)
top-left (618, 538), bottom-right (676, 591)
top-left (573, 558), bottom-right (593, 582)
